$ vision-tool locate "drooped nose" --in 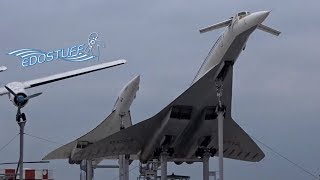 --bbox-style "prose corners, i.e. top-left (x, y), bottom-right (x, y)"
top-left (133, 75), bottom-right (140, 85)
top-left (244, 11), bottom-right (270, 27)
top-left (130, 75), bottom-right (140, 91)
top-left (255, 11), bottom-right (270, 23)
